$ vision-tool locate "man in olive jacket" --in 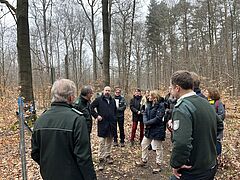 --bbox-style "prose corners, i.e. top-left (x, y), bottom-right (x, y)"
top-left (74, 85), bottom-right (94, 134)
top-left (169, 71), bottom-right (223, 180)
top-left (31, 79), bottom-right (96, 180)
